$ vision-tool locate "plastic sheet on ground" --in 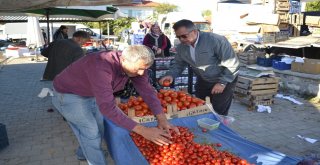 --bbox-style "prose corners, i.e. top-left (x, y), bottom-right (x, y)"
top-left (104, 113), bottom-right (301, 165)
